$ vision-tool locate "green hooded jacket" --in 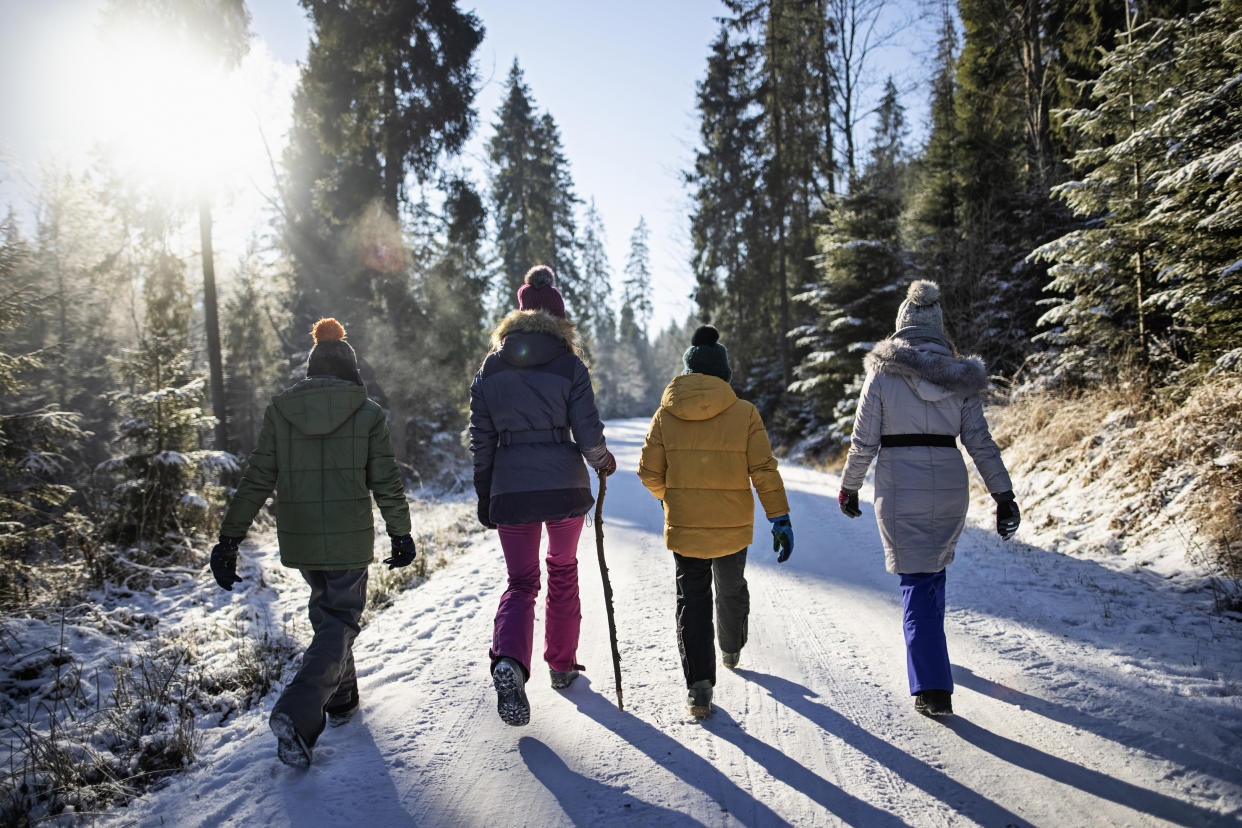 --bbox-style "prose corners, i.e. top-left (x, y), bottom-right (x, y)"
top-left (220, 377), bottom-right (411, 569)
